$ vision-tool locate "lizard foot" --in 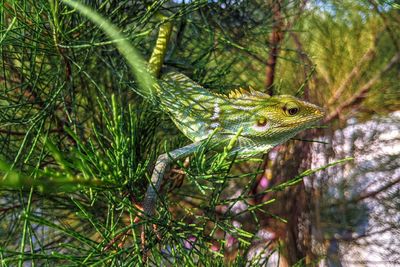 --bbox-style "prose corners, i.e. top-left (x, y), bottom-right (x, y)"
top-left (167, 157), bottom-right (190, 191)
